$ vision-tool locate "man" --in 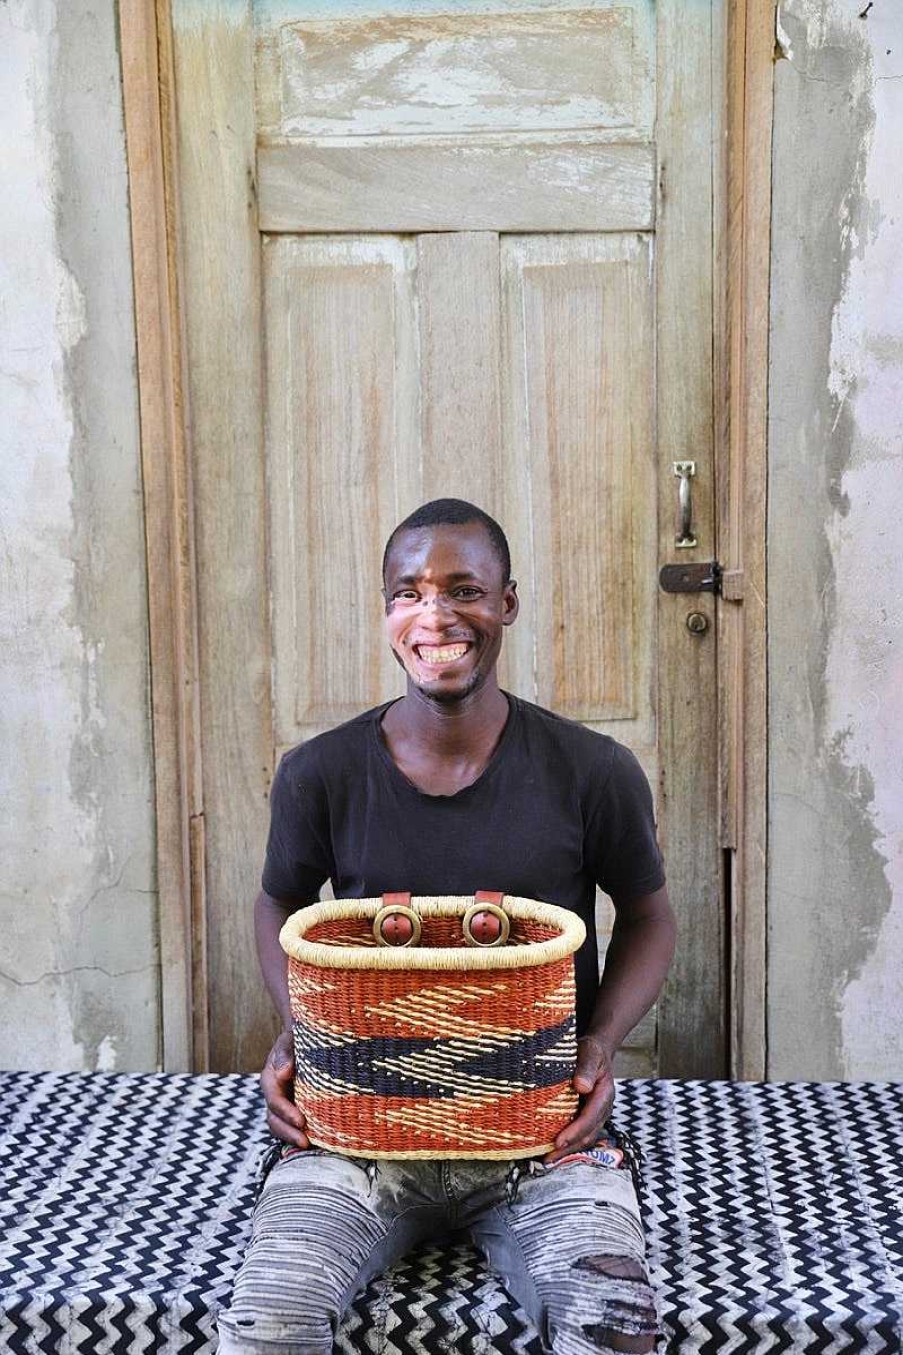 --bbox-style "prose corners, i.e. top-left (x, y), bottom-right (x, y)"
top-left (219, 499), bottom-right (675, 1355)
